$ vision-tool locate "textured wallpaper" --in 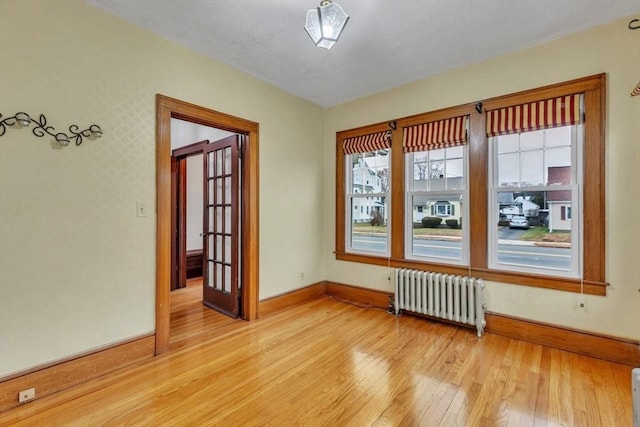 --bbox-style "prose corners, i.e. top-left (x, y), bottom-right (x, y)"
top-left (0, 0), bottom-right (325, 376)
